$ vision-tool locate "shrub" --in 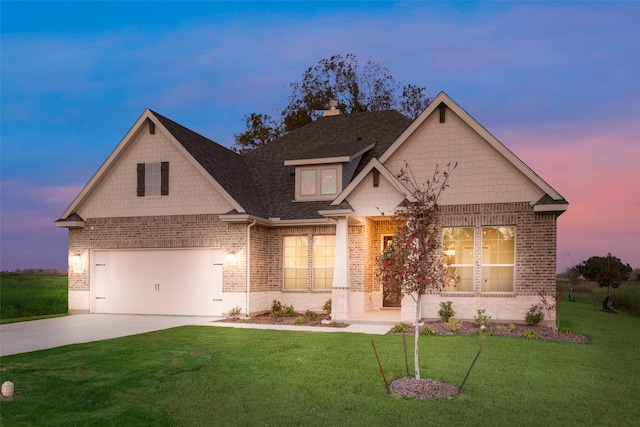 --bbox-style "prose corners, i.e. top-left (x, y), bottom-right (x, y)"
top-left (305, 310), bottom-right (318, 321)
top-left (438, 301), bottom-right (455, 322)
top-left (525, 305), bottom-right (544, 326)
top-left (391, 322), bottom-right (410, 333)
top-left (270, 301), bottom-right (295, 318)
top-left (294, 316), bottom-right (305, 325)
top-left (474, 309), bottom-right (491, 326)
top-left (228, 306), bottom-right (242, 318)
top-left (322, 299), bottom-right (332, 314)
top-left (445, 318), bottom-right (462, 332)
top-left (496, 323), bottom-right (517, 333)
top-left (478, 325), bottom-right (493, 337)
top-left (522, 330), bottom-right (540, 339)
top-left (420, 326), bottom-right (435, 336)
top-left (283, 304), bottom-right (296, 317)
